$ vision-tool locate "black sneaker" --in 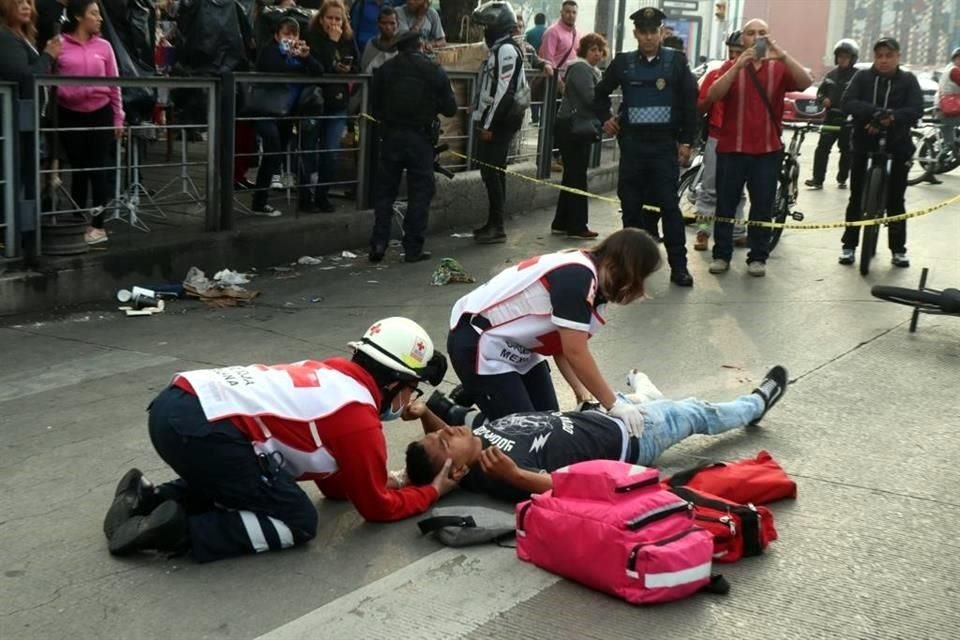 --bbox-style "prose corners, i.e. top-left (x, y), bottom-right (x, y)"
top-left (670, 269), bottom-right (694, 287)
top-left (804, 179), bottom-right (823, 189)
top-left (450, 384), bottom-right (478, 408)
top-left (750, 365), bottom-right (788, 426)
top-left (108, 500), bottom-right (189, 556)
top-left (102, 468), bottom-right (161, 540)
top-left (474, 226), bottom-right (507, 244)
top-left (403, 250), bottom-right (432, 263)
top-left (426, 390), bottom-right (456, 423)
top-left (837, 182), bottom-right (847, 190)
top-left (368, 244), bottom-right (386, 263)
